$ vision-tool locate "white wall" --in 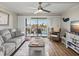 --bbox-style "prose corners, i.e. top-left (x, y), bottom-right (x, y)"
top-left (48, 16), bottom-right (61, 32)
top-left (0, 5), bottom-right (18, 30)
top-left (18, 16), bottom-right (26, 32)
top-left (61, 5), bottom-right (79, 33)
top-left (18, 16), bottom-right (61, 32)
